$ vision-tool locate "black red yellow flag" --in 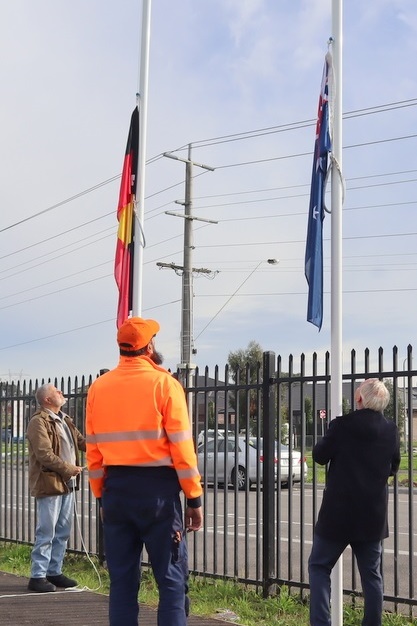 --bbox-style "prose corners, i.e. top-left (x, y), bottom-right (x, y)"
top-left (114, 107), bottom-right (139, 328)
